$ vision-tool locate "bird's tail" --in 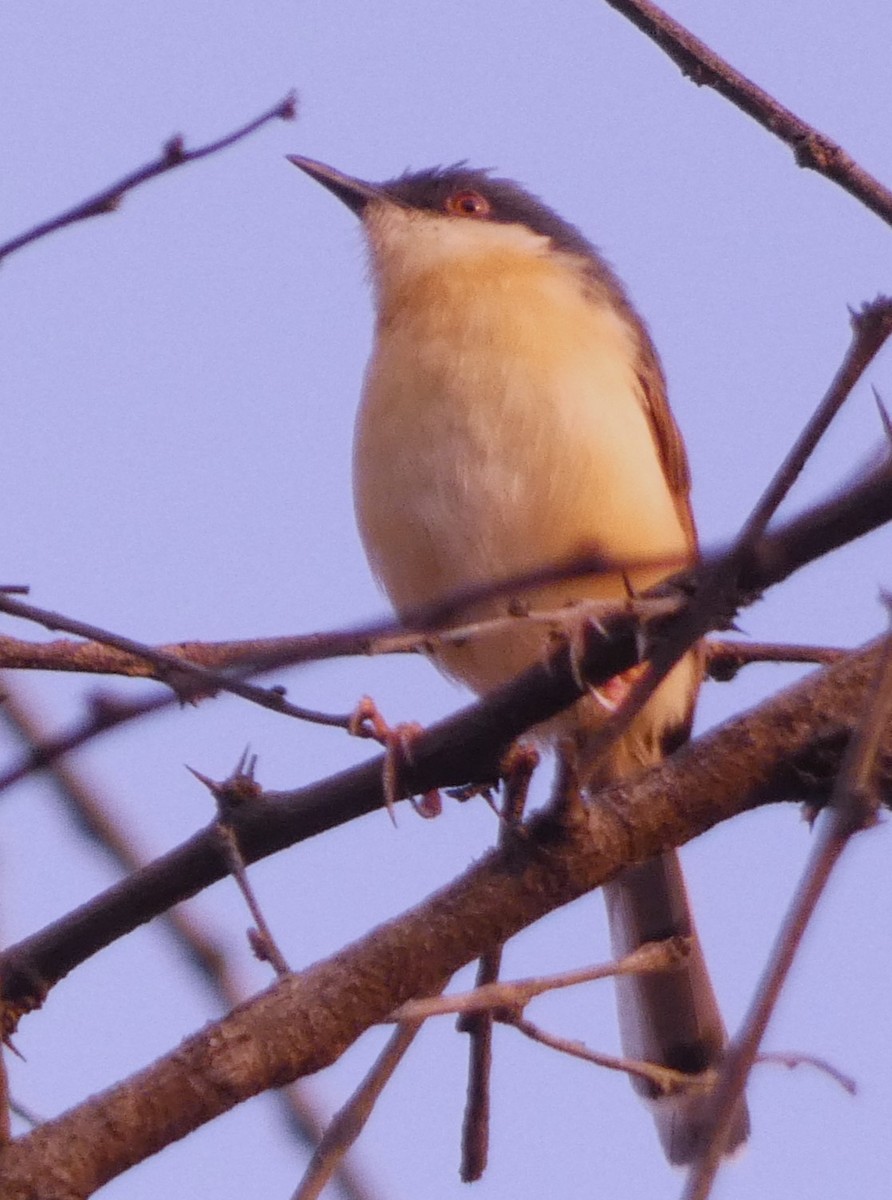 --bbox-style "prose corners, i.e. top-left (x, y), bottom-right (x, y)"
top-left (603, 850), bottom-right (750, 1164)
